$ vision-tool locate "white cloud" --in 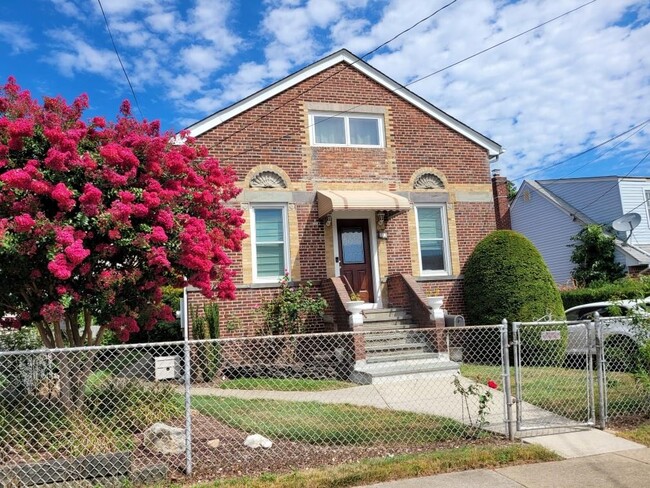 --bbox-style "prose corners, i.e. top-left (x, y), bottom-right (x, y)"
top-left (0, 21), bottom-right (36, 54)
top-left (30, 0), bottom-right (650, 182)
top-left (45, 30), bottom-right (118, 78)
